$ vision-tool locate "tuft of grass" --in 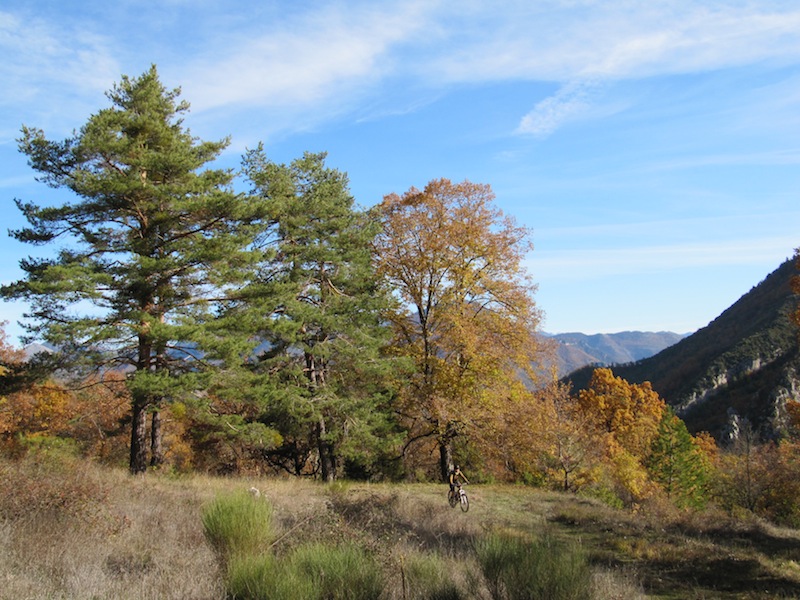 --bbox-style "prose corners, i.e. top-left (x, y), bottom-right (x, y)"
top-left (202, 490), bottom-right (275, 561)
top-left (590, 569), bottom-right (647, 600)
top-left (226, 543), bottom-right (383, 600)
top-left (290, 543), bottom-right (384, 600)
top-left (226, 553), bottom-right (313, 600)
top-left (475, 530), bottom-right (592, 600)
